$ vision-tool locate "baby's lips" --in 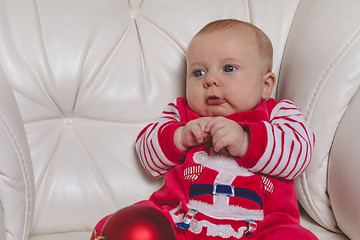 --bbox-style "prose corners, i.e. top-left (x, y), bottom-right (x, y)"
top-left (206, 96), bottom-right (226, 105)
